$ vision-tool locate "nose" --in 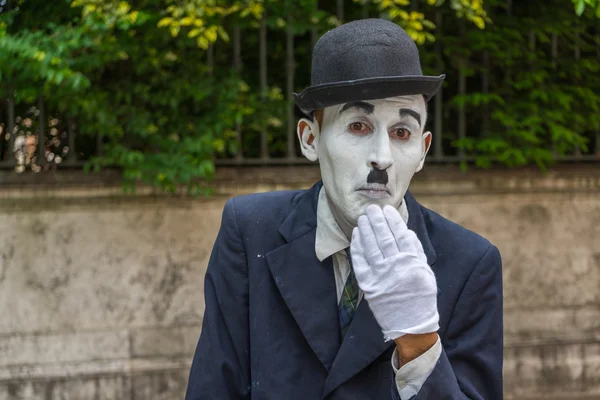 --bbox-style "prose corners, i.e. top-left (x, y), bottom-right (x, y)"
top-left (368, 129), bottom-right (393, 171)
